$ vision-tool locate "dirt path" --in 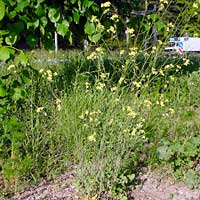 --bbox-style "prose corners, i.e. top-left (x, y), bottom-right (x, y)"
top-left (1, 170), bottom-right (199, 200)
